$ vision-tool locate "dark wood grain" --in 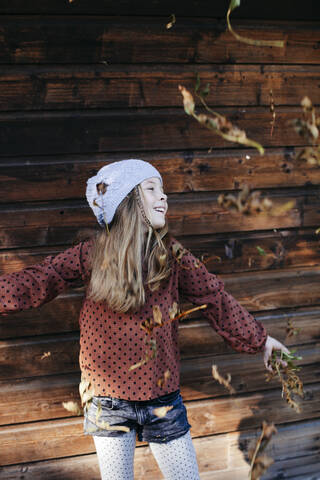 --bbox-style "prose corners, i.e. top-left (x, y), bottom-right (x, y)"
top-left (0, 341), bottom-right (318, 425)
top-left (0, 108), bottom-right (313, 156)
top-left (0, 0), bottom-right (319, 19)
top-left (0, 17), bottom-right (319, 64)
top-left (2, 186), bottom-right (320, 248)
top-left (0, 148), bottom-right (319, 203)
top-left (1, 65), bottom-right (319, 111)
top-left (0, 393), bottom-right (319, 466)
